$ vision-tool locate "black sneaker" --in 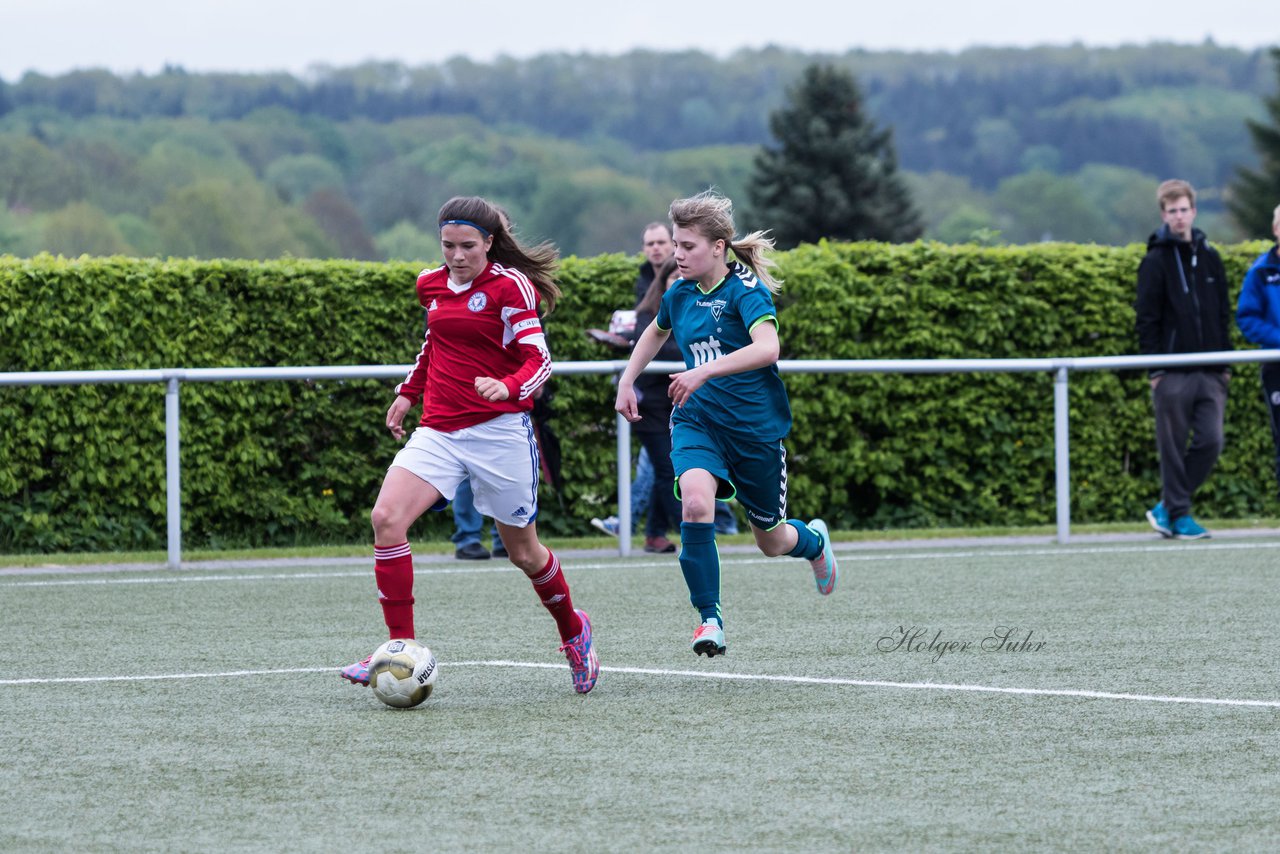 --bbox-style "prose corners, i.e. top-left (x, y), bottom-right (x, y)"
top-left (454, 542), bottom-right (491, 560)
